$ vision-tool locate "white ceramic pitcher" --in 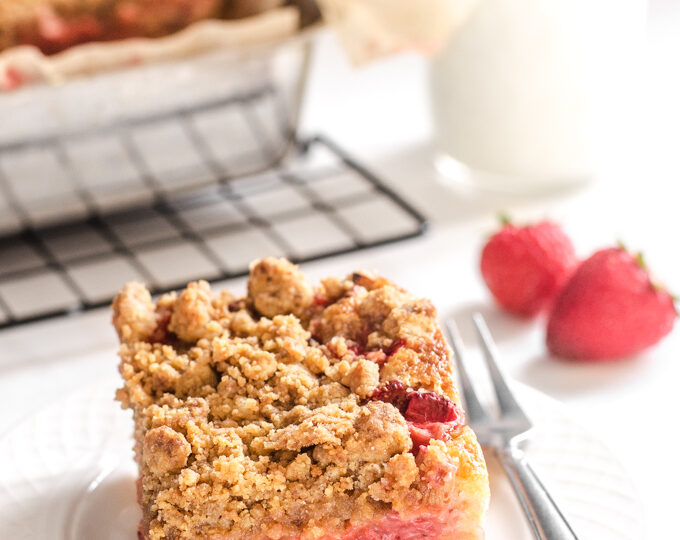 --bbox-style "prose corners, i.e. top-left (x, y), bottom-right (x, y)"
top-left (430, 0), bottom-right (647, 193)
